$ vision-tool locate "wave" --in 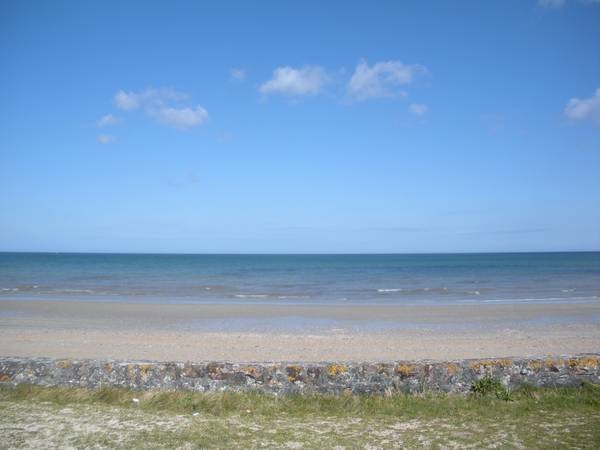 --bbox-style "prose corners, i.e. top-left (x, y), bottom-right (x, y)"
top-left (478, 295), bottom-right (599, 304)
top-left (233, 293), bottom-right (312, 300)
top-left (52, 289), bottom-right (95, 294)
top-left (1, 285), bottom-right (39, 292)
top-left (377, 287), bottom-right (449, 294)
